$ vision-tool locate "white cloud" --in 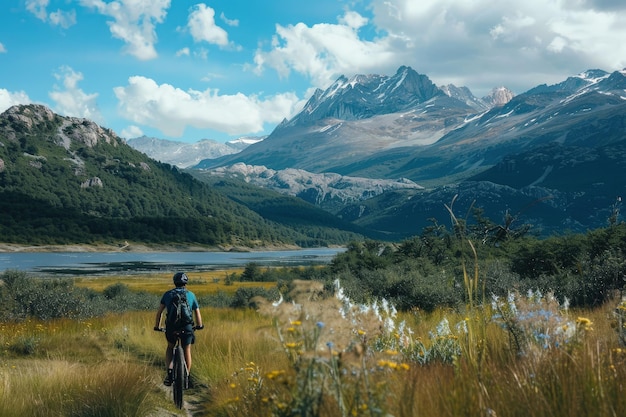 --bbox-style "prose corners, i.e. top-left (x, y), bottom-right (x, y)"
top-left (0, 89), bottom-right (31, 113)
top-left (26, 0), bottom-right (77, 28)
top-left (113, 76), bottom-right (302, 137)
top-left (176, 47), bottom-right (190, 57)
top-left (0, 42), bottom-right (6, 53)
top-left (220, 12), bottom-right (239, 27)
top-left (367, 0), bottom-right (626, 93)
top-left (49, 66), bottom-right (102, 122)
top-left (120, 125), bottom-right (144, 139)
top-left (254, 10), bottom-right (397, 89)
top-left (187, 4), bottom-right (229, 47)
top-left (26, 0), bottom-right (48, 21)
top-left (79, 0), bottom-right (171, 60)
top-left (49, 9), bottom-right (77, 29)
top-left (254, 0), bottom-right (626, 97)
